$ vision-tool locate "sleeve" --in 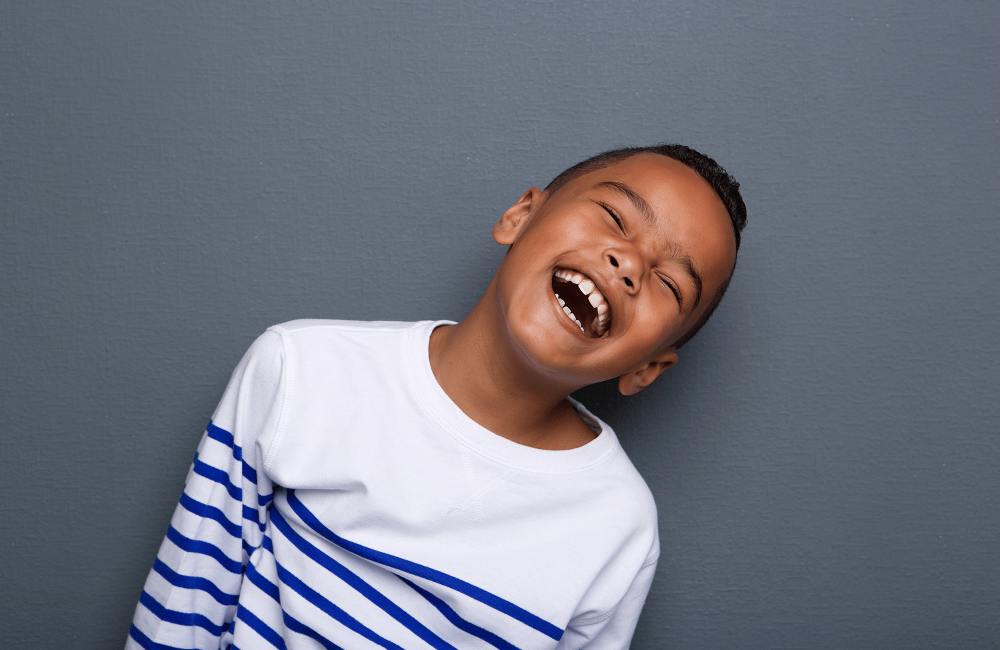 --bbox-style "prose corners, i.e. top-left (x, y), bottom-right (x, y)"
top-left (127, 329), bottom-right (286, 650)
top-left (557, 545), bottom-right (659, 650)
